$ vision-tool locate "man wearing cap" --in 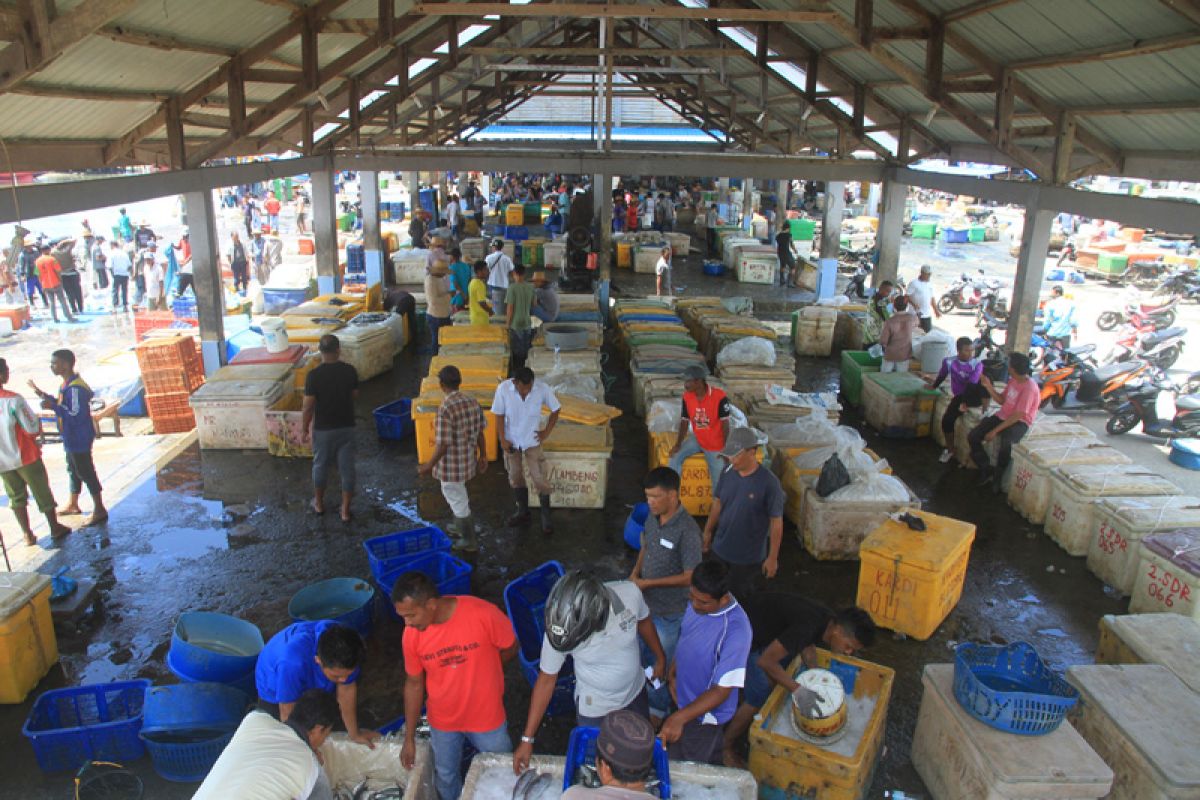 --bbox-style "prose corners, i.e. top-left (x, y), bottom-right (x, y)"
top-left (702, 427), bottom-right (785, 598)
top-left (424, 257), bottom-right (453, 357)
top-left (561, 710), bottom-right (658, 798)
top-left (531, 271), bottom-right (559, 323)
top-left (906, 264), bottom-right (939, 333)
top-left (668, 366), bottom-right (730, 501)
top-left (485, 238), bottom-right (514, 317)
